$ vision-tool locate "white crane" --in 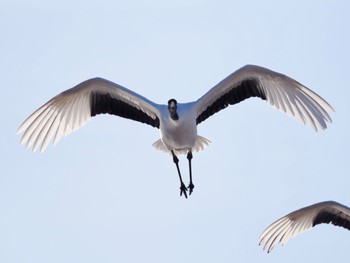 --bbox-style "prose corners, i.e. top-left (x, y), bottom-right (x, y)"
top-left (17, 65), bottom-right (334, 198)
top-left (260, 201), bottom-right (350, 253)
